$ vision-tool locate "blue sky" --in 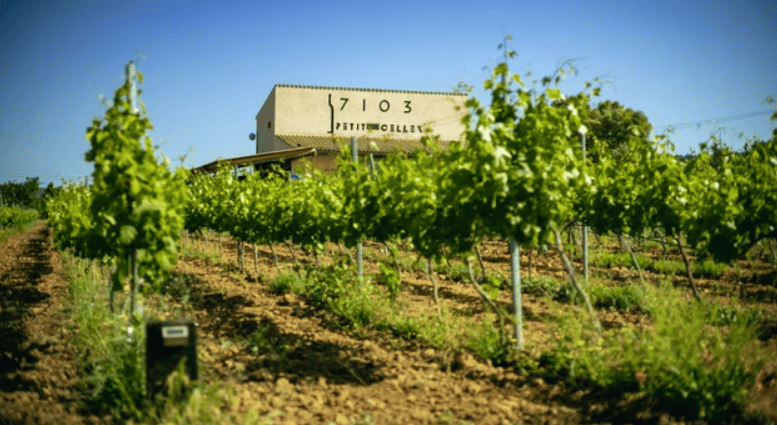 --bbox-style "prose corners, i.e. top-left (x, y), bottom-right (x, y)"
top-left (1, 0), bottom-right (775, 186)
